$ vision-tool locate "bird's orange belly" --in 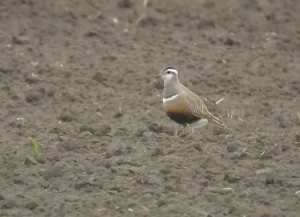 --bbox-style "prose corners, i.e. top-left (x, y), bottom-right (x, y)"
top-left (163, 99), bottom-right (199, 125)
top-left (163, 100), bottom-right (190, 115)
